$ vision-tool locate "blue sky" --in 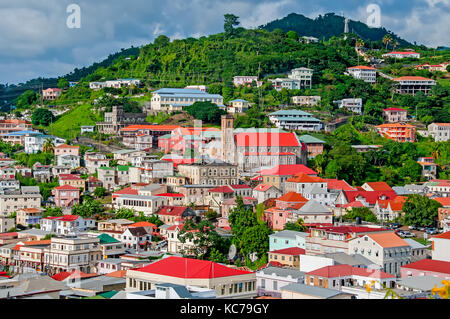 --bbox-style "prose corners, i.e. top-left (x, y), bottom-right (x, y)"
top-left (1, 0), bottom-right (449, 84)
